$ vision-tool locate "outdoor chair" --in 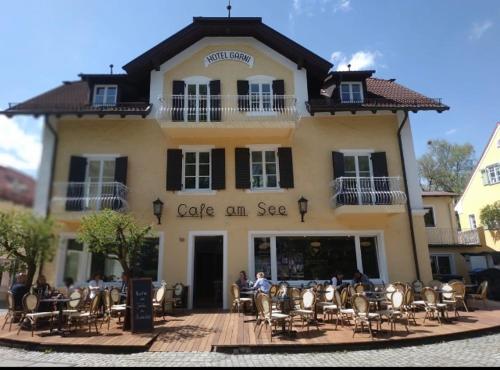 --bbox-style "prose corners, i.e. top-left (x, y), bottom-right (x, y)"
top-left (17, 293), bottom-right (55, 337)
top-left (402, 288), bottom-right (418, 326)
top-left (110, 288), bottom-right (121, 305)
top-left (378, 290), bottom-right (410, 334)
top-left (2, 291), bottom-right (24, 332)
top-left (290, 289), bottom-right (319, 332)
top-left (441, 284), bottom-right (460, 318)
top-left (230, 284), bottom-right (253, 315)
top-left (153, 285), bottom-right (167, 320)
top-left (411, 280), bottom-right (424, 300)
top-left (323, 288), bottom-right (341, 327)
top-left (428, 280), bottom-right (443, 290)
top-left (255, 293), bottom-right (292, 342)
top-left (288, 287), bottom-right (302, 311)
top-left (354, 283), bottom-right (366, 294)
top-left (62, 290), bottom-right (83, 315)
top-left (66, 294), bottom-right (101, 334)
top-left (337, 288), bottom-right (355, 327)
top-left (449, 281), bottom-right (468, 312)
top-left (352, 293), bottom-right (381, 339)
top-left (109, 287), bottom-right (126, 324)
top-left (269, 284), bottom-right (279, 298)
top-left (468, 281), bottom-right (488, 309)
top-left (422, 287), bottom-right (448, 325)
top-left (316, 285), bottom-right (335, 318)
